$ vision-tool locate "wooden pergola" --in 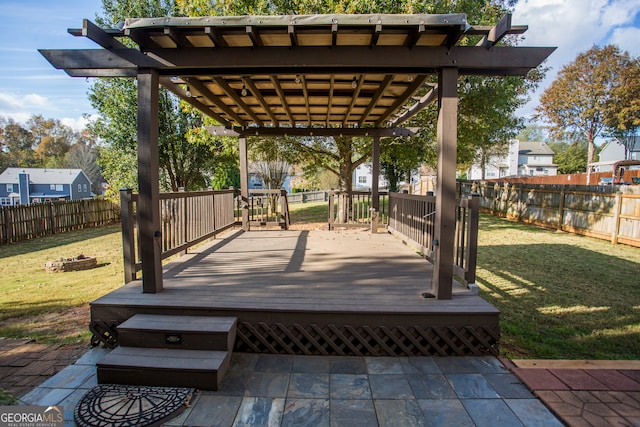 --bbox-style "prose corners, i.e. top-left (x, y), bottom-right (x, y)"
top-left (41, 13), bottom-right (554, 299)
